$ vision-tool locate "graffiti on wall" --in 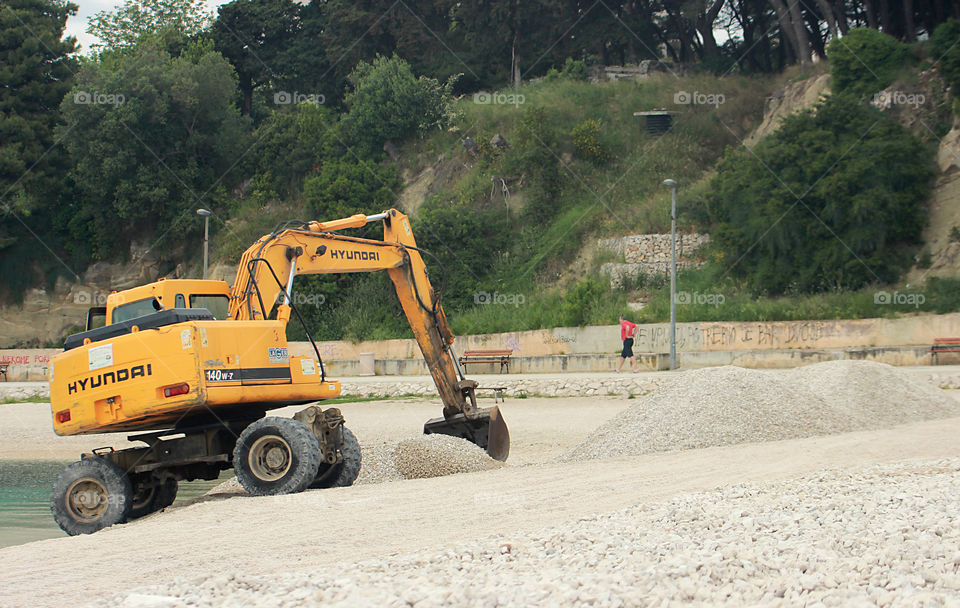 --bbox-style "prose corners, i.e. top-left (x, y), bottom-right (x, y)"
top-left (635, 321), bottom-right (838, 351)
